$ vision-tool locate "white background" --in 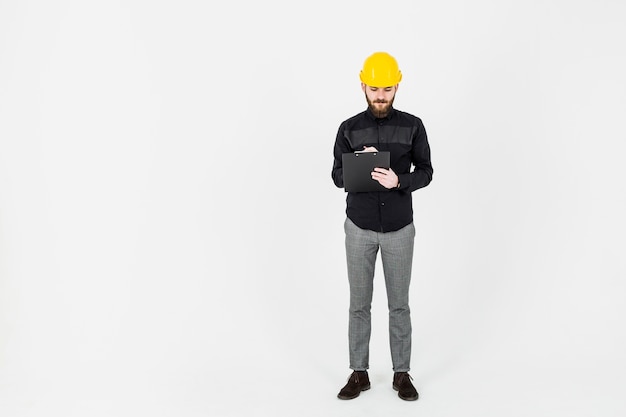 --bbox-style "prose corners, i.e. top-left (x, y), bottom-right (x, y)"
top-left (1, 1), bottom-right (625, 416)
